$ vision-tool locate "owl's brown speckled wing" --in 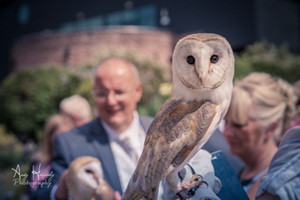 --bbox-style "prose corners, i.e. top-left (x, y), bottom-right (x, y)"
top-left (121, 98), bottom-right (218, 200)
